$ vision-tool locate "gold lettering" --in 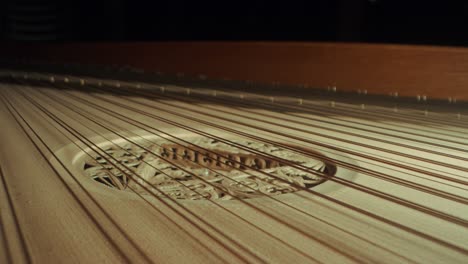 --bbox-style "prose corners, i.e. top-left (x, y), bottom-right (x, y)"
top-left (199, 152), bottom-right (212, 166)
top-left (218, 155), bottom-right (228, 169)
top-left (254, 158), bottom-right (266, 169)
top-left (158, 144), bottom-right (286, 172)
